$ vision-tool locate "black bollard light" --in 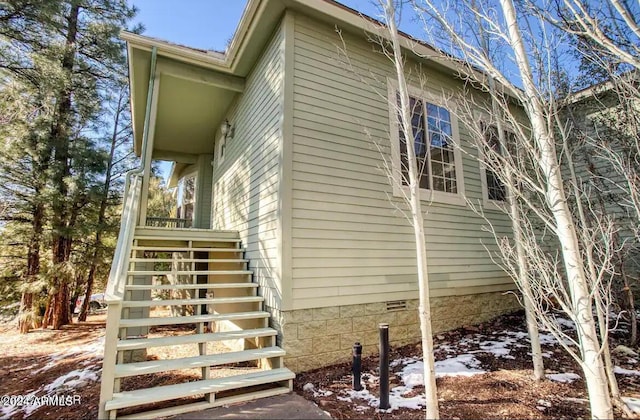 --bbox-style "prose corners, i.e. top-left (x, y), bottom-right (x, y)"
top-left (379, 323), bottom-right (390, 410)
top-left (352, 342), bottom-right (363, 391)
